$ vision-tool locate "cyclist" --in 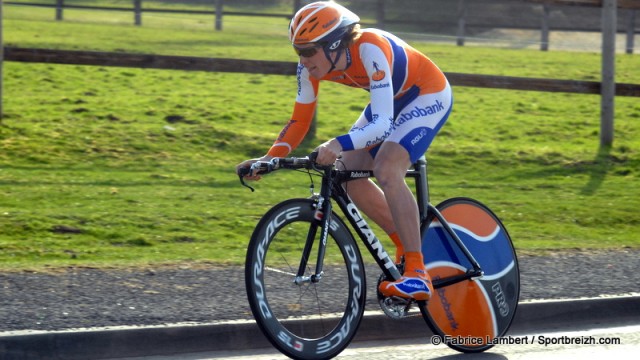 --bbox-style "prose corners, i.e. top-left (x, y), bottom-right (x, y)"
top-left (237, 1), bottom-right (452, 301)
